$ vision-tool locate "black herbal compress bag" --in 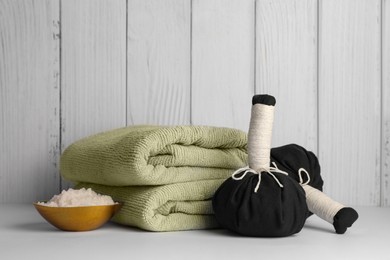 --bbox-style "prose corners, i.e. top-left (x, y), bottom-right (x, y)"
top-left (212, 95), bottom-right (308, 237)
top-left (271, 144), bottom-right (358, 234)
top-left (270, 144), bottom-right (323, 219)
